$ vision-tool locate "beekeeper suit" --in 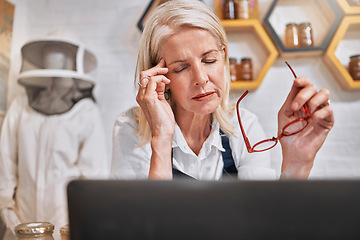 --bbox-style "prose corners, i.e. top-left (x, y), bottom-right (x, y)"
top-left (0, 37), bottom-right (109, 240)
